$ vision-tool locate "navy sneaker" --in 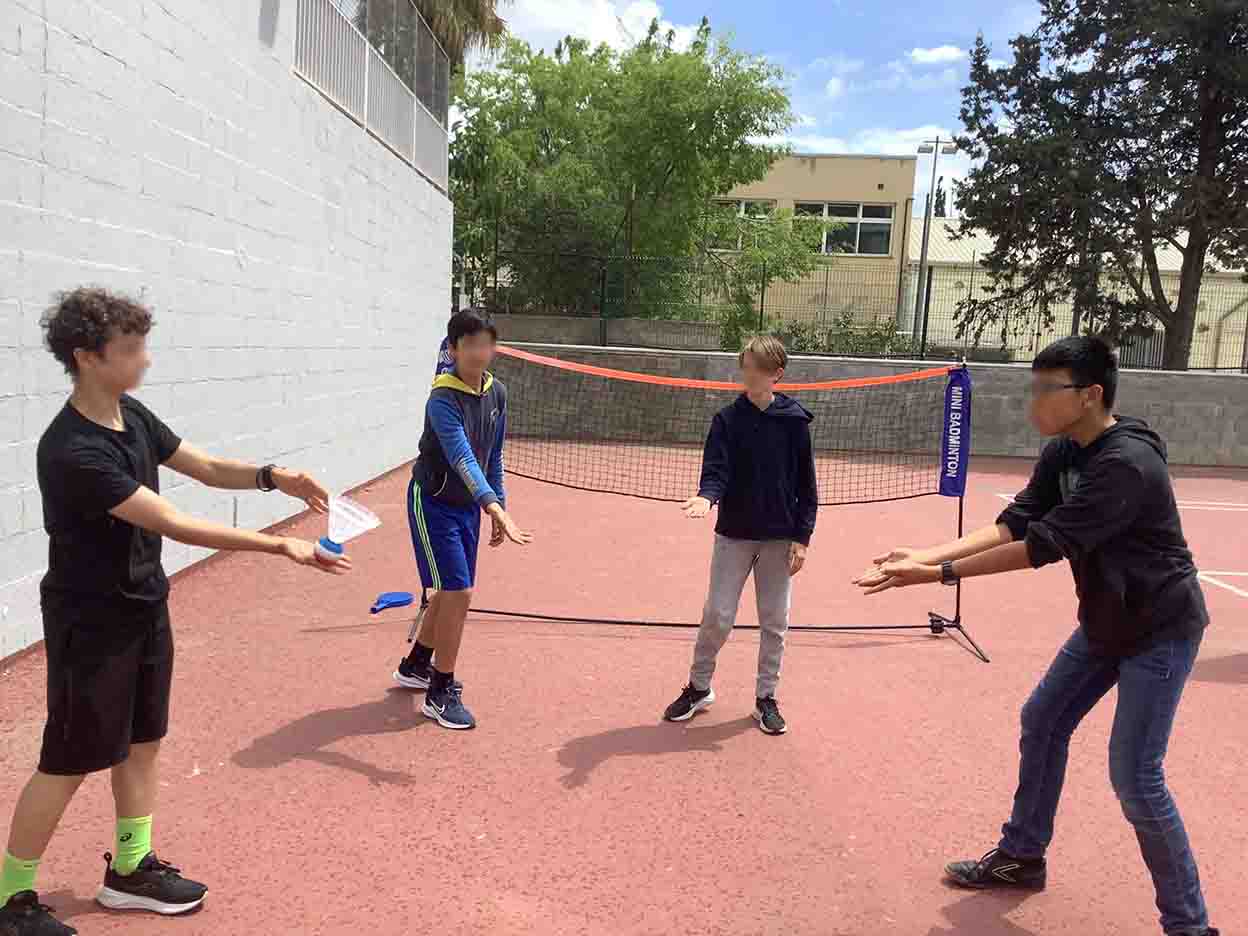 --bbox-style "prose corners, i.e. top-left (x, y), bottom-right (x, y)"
top-left (393, 657), bottom-right (431, 689)
top-left (754, 696), bottom-right (787, 735)
top-left (422, 681), bottom-right (475, 730)
top-left (663, 685), bottom-right (715, 722)
top-left (0, 891), bottom-right (77, 935)
top-left (945, 848), bottom-right (1047, 891)
top-left (95, 852), bottom-right (207, 915)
